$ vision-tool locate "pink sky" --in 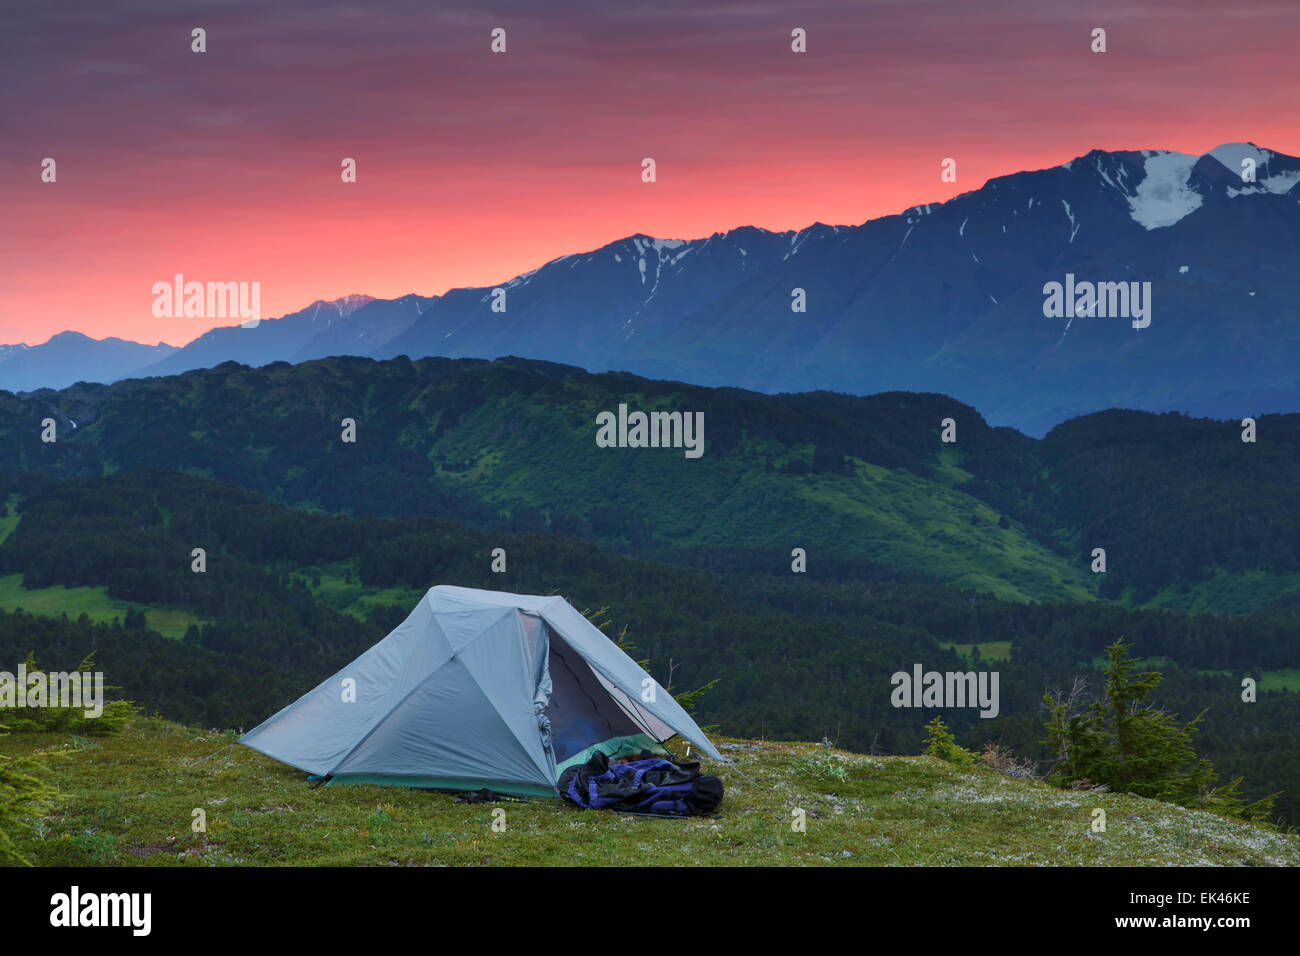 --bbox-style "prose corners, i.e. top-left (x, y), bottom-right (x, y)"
top-left (2, 0), bottom-right (1298, 346)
